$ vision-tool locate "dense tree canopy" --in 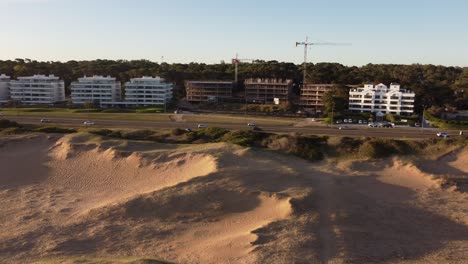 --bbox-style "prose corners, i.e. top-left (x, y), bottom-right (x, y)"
top-left (0, 59), bottom-right (465, 110)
